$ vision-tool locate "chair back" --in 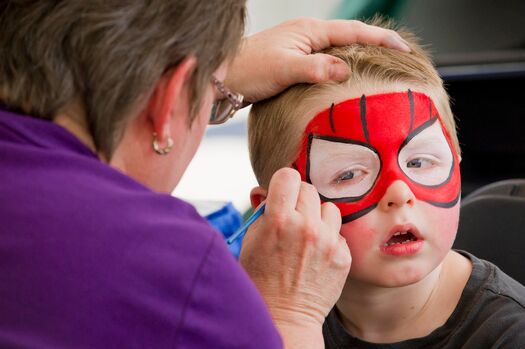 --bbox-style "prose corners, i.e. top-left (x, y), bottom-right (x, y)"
top-left (455, 179), bottom-right (525, 284)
